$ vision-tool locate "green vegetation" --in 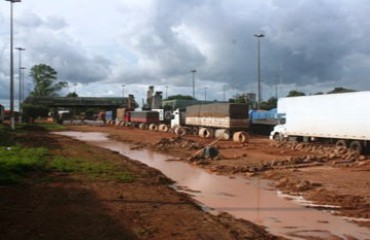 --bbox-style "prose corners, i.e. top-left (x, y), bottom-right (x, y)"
top-left (0, 124), bottom-right (134, 184)
top-left (29, 64), bottom-right (68, 97)
top-left (166, 94), bottom-right (196, 101)
top-left (49, 156), bottom-right (135, 182)
top-left (22, 104), bottom-right (49, 123)
top-left (0, 147), bottom-right (48, 184)
top-left (34, 123), bottom-right (65, 131)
